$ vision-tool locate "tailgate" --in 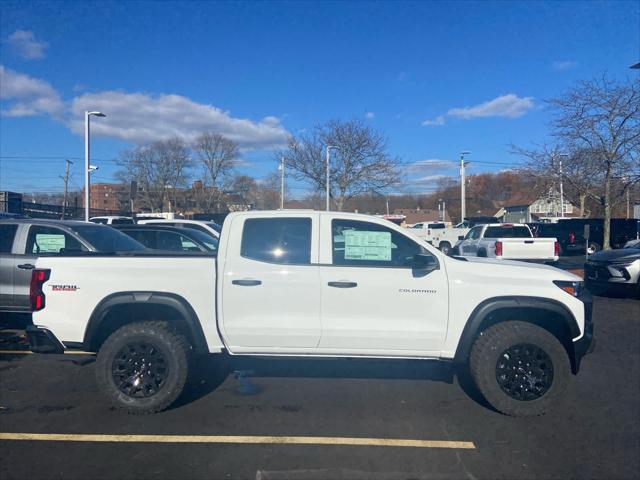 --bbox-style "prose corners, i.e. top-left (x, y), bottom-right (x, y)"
top-left (500, 238), bottom-right (556, 259)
